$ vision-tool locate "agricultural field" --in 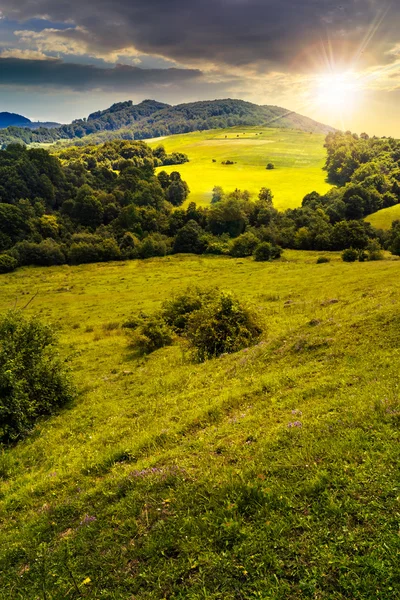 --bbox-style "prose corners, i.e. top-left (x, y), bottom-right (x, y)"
top-left (365, 203), bottom-right (400, 230)
top-left (1, 251), bottom-right (400, 599)
top-left (148, 127), bottom-right (332, 209)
